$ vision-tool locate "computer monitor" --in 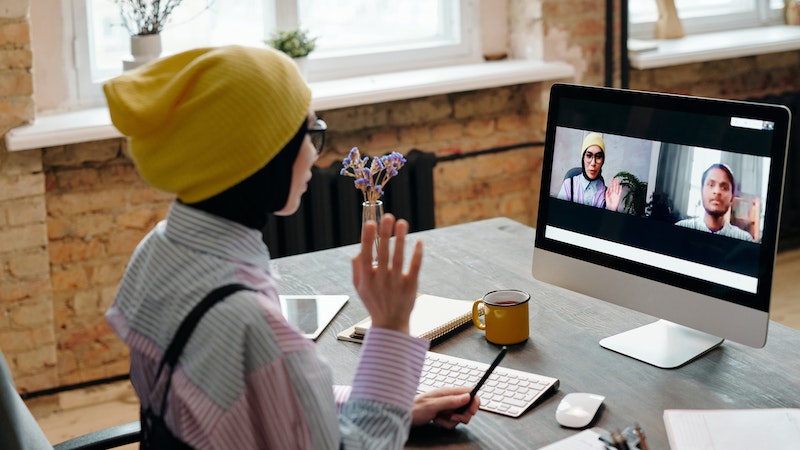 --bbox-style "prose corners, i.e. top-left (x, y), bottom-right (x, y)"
top-left (532, 83), bottom-right (791, 368)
